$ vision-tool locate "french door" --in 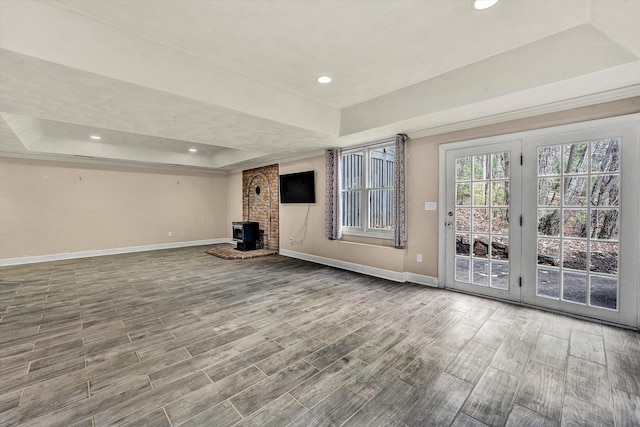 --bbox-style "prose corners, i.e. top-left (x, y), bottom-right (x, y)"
top-left (444, 141), bottom-right (523, 302)
top-left (441, 116), bottom-right (640, 328)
